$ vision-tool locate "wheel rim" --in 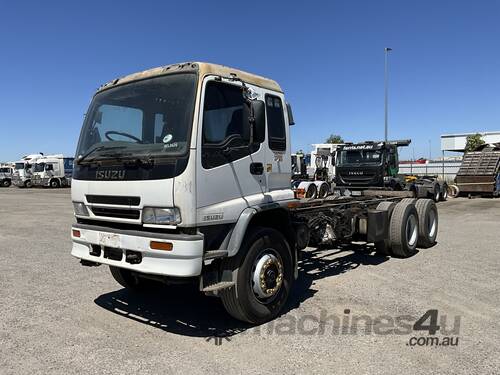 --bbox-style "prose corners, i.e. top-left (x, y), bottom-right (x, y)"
top-left (406, 214), bottom-right (418, 247)
top-left (428, 209), bottom-right (437, 238)
top-left (251, 249), bottom-right (284, 303)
